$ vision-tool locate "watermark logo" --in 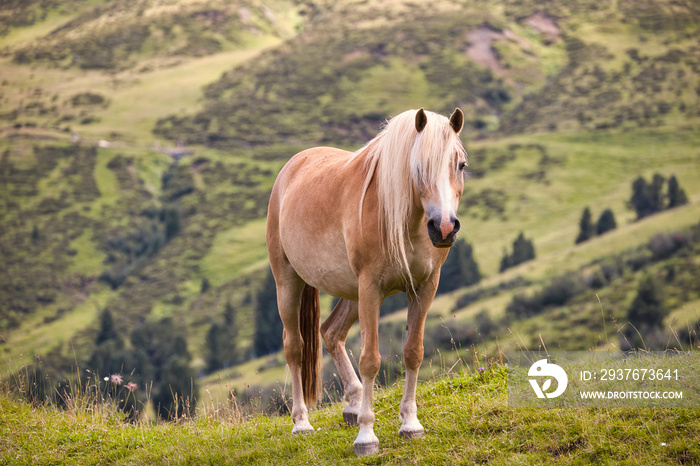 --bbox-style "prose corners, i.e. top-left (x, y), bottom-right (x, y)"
top-left (509, 351), bottom-right (699, 408)
top-left (528, 359), bottom-right (568, 399)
